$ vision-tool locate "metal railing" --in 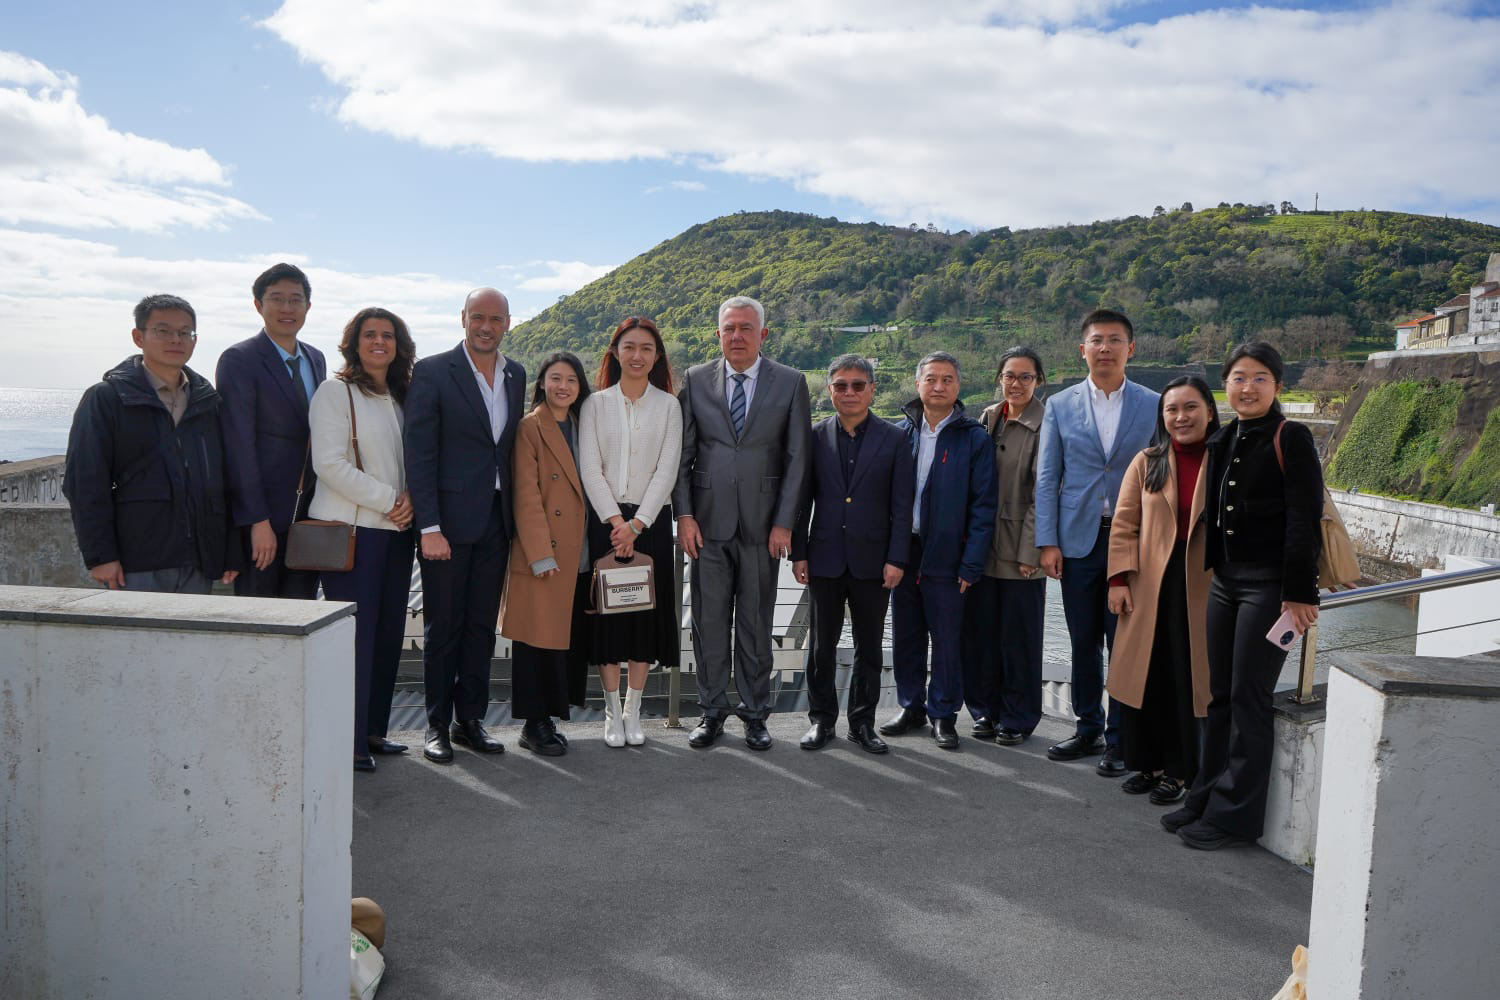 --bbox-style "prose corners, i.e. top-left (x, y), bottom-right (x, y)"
top-left (1293, 562), bottom-right (1500, 704)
